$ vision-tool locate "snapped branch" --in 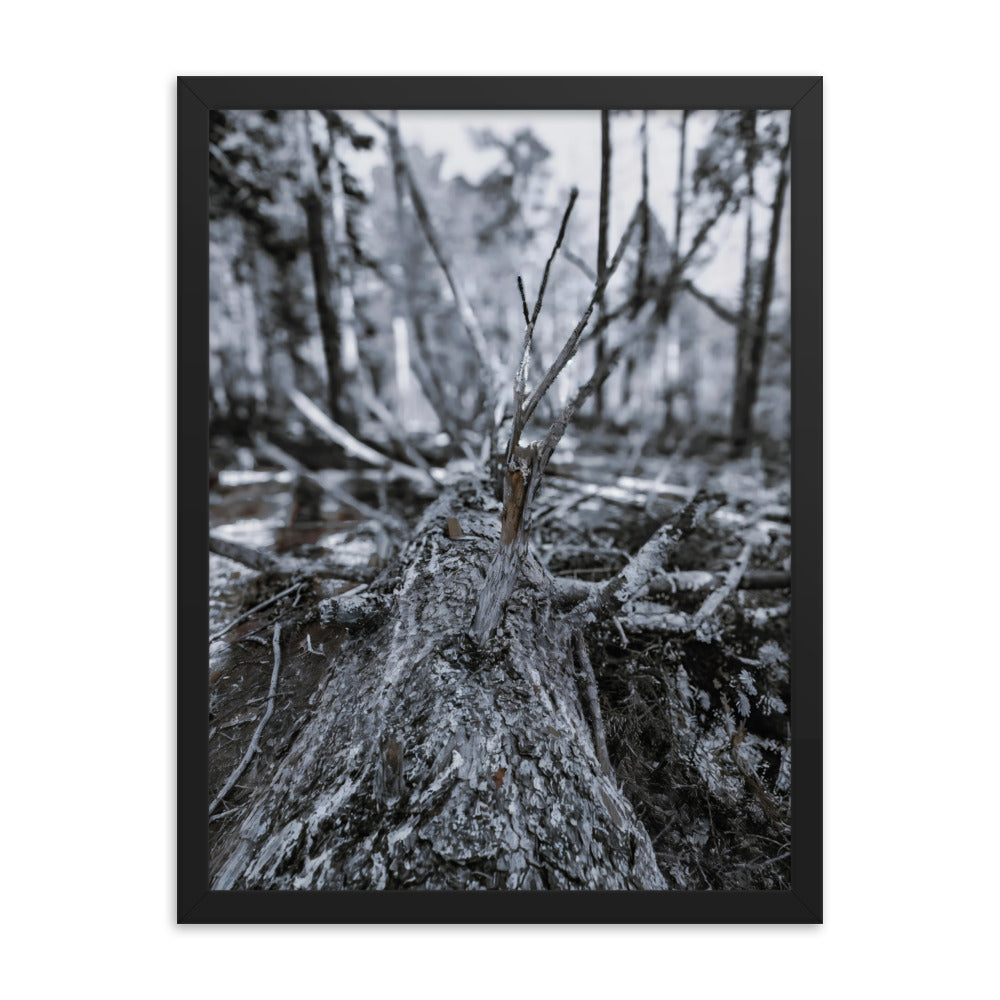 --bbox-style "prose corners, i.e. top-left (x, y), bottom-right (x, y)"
top-left (520, 202), bottom-right (642, 430)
